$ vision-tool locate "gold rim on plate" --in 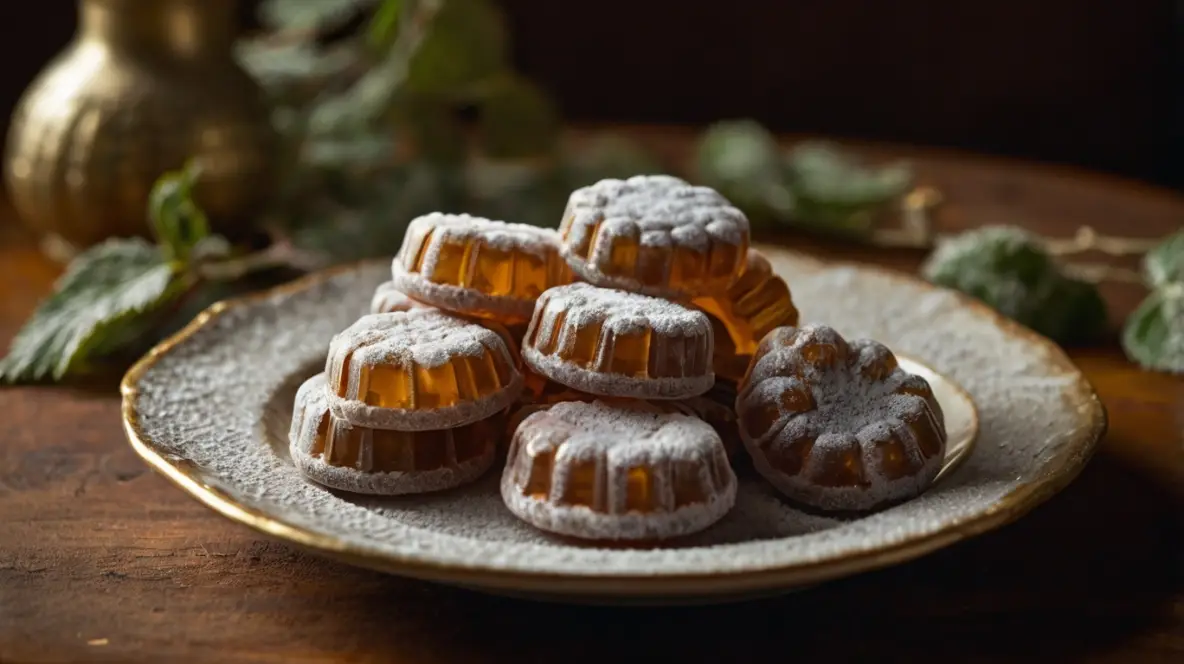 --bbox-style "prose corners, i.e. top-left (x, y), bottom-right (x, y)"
top-left (120, 253), bottom-right (1106, 598)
